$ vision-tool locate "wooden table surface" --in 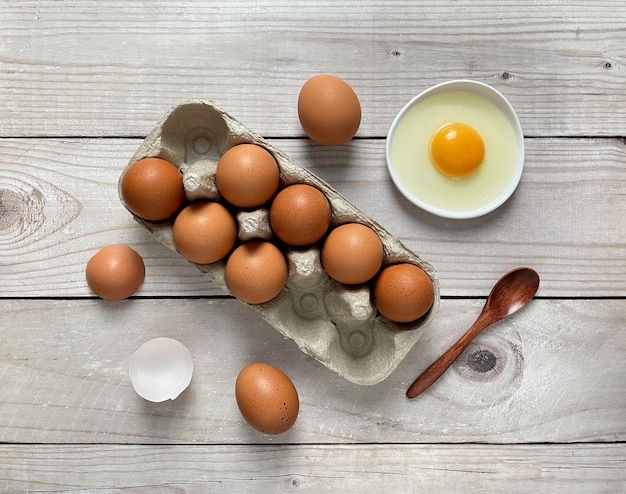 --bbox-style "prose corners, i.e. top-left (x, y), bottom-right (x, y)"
top-left (1, 1), bottom-right (625, 492)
